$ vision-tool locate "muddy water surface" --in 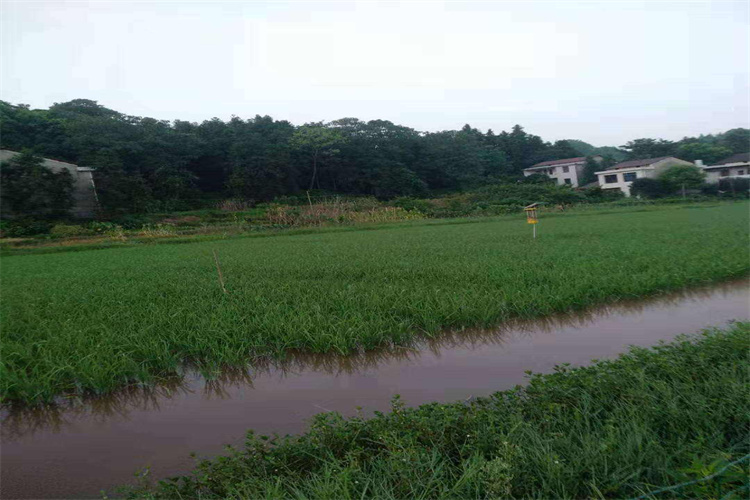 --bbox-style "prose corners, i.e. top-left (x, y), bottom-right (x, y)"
top-left (2, 281), bottom-right (748, 499)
